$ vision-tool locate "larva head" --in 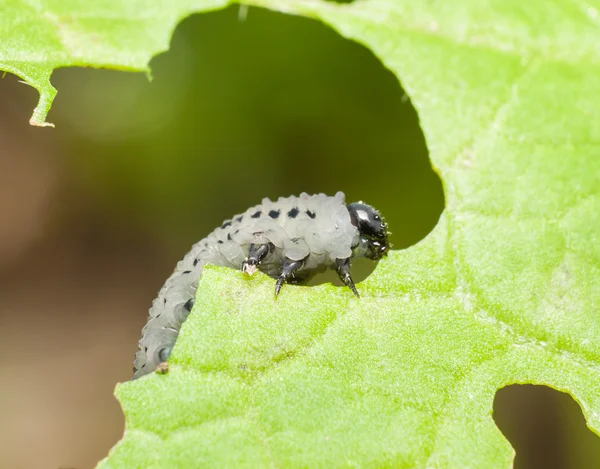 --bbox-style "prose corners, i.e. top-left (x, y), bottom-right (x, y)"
top-left (347, 202), bottom-right (389, 260)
